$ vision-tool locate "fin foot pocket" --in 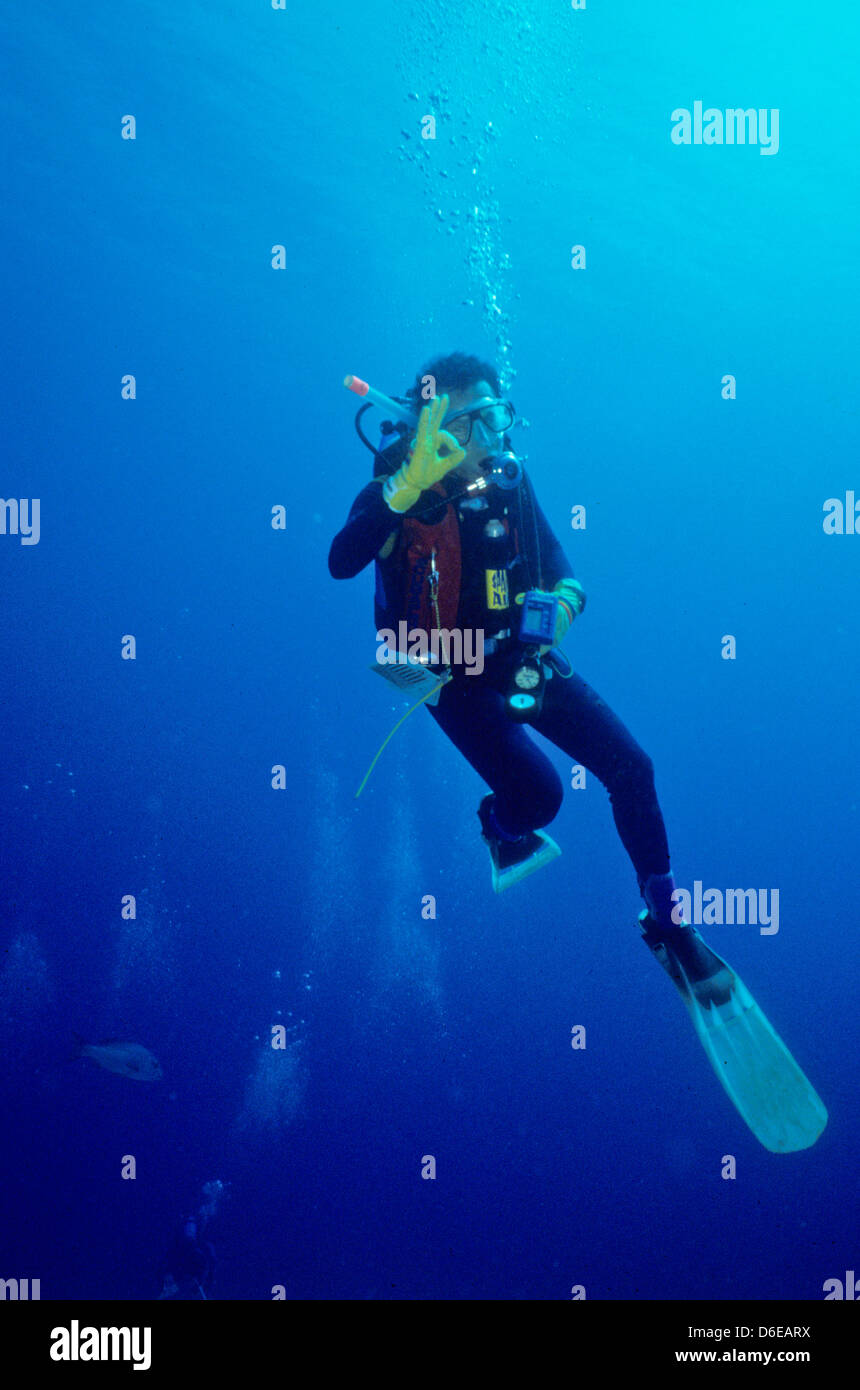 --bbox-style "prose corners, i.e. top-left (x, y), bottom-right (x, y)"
top-left (479, 797), bottom-right (561, 892)
top-left (639, 913), bottom-right (735, 1006)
